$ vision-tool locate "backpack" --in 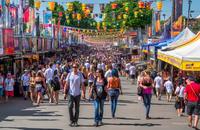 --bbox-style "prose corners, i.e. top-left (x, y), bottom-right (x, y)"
top-left (51, 76), bottom-right (60, 91)
top-left (92, 78), bottom-right (107, 99)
